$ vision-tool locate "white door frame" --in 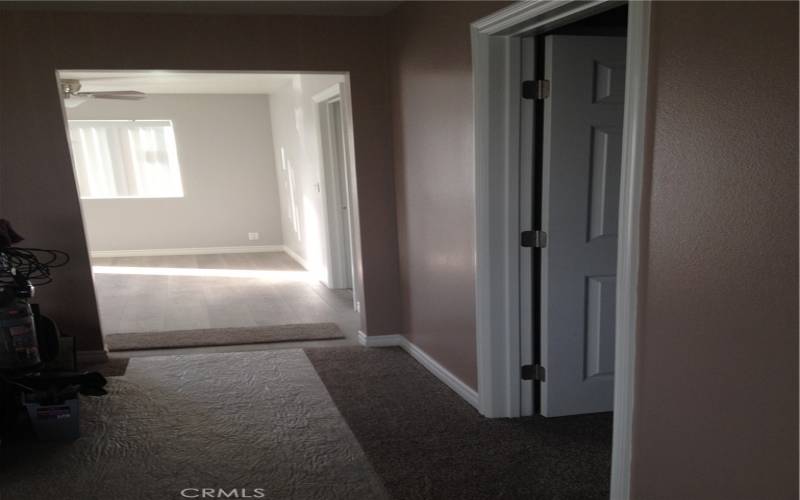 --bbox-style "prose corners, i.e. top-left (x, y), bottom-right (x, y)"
top-left (314, 83), bottom-right (356, 293)
top-left (471, 1), bottom-right (651, 498)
